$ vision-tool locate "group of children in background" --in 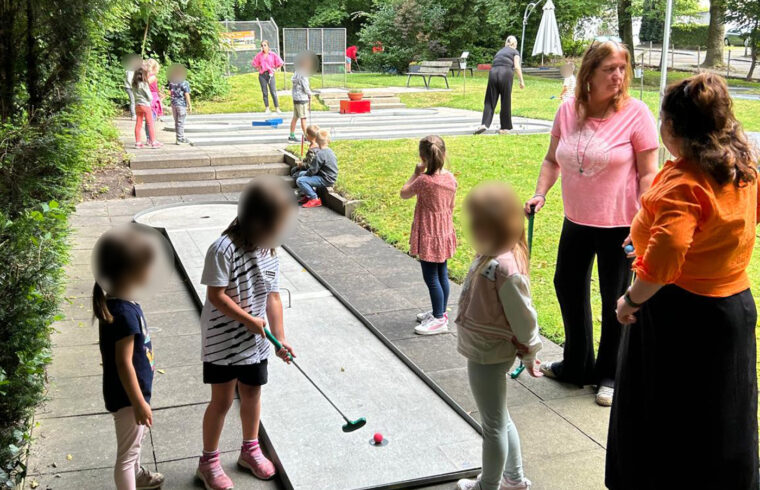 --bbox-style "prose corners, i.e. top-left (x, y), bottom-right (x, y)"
top-left (126, 57), bottom-right (192, 149)
top-left (290, 124), bottom-right (338, 208)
